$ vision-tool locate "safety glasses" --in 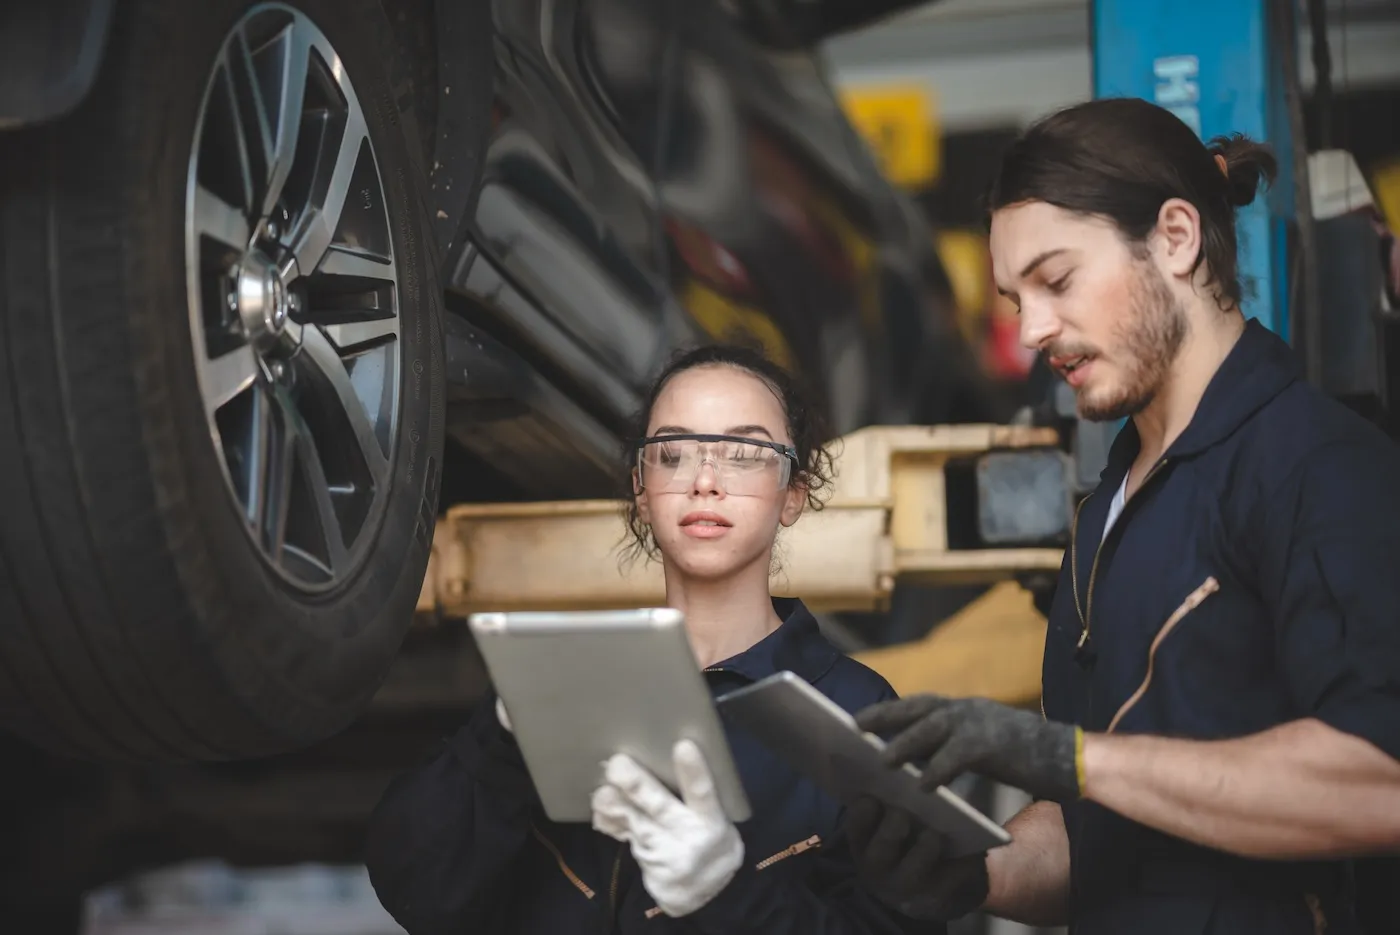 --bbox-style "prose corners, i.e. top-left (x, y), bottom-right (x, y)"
top-left (635, 434), bottom-right (797, 497)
